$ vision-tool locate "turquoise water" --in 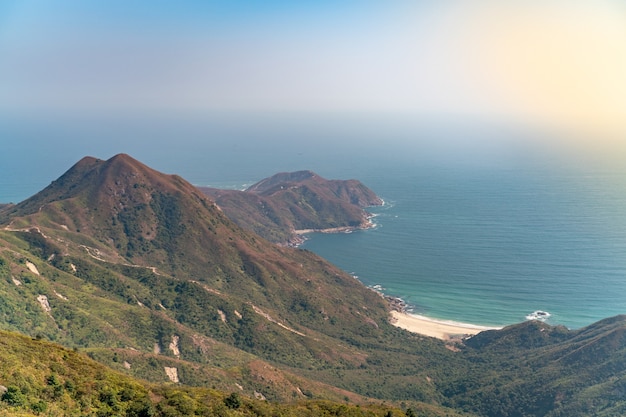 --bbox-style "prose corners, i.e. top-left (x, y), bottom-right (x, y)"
top-left (2, 115), bottom-right (626, 329)
top-left (302, 163), bottom-right (626, 329)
